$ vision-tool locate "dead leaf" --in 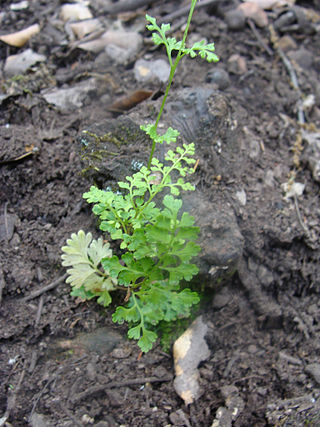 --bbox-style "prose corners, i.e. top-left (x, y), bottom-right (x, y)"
top-left (108, 90), bottom-right (153, 113)
top-left (173, 316), bottom-right (210, 405)
top-left (0, 23), bottom-right (40, 47)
